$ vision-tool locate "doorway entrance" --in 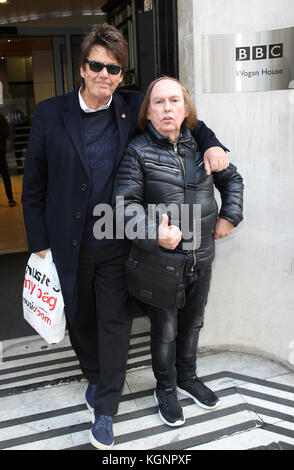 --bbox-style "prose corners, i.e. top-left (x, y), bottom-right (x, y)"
top-left (0, 33), bottom-right (83, 254)
top-left (0, 31), bottom-right (85, 340)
